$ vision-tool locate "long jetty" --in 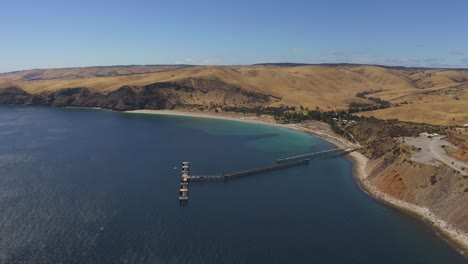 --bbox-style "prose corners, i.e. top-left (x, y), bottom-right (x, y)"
top-left (179, 147), bottom-right (356, 202)
top-left (190, 159), bottom-right (309, 181)
top-left (276, 148), bottom-right (355, 163)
